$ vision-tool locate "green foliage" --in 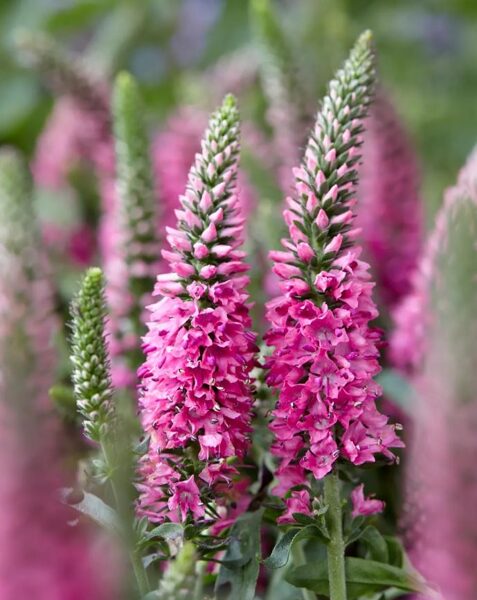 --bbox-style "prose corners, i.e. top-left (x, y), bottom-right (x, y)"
top-left (63, 488), bottom-right (121, 536)
top-left (70, 267), bottom-right (114, 443)
top-left (286, 557), bottom-right (425, 598)
top-left (216, 510), bottom-right (263, 600)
